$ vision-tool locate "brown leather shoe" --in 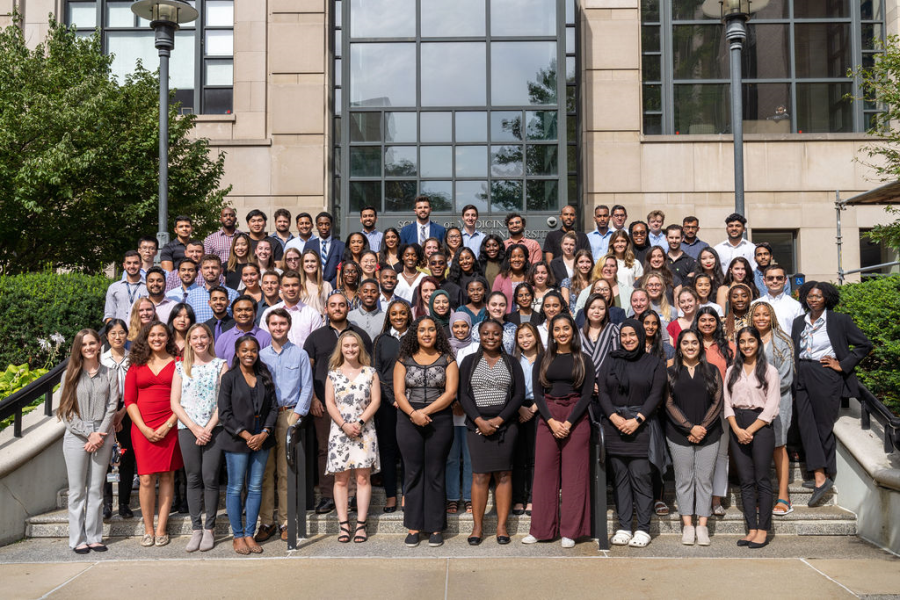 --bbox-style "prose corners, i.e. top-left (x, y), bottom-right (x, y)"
top-left (281, 527), bottom-right (288, 541)
top-left (254, 523), bottom-right (277, 543)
